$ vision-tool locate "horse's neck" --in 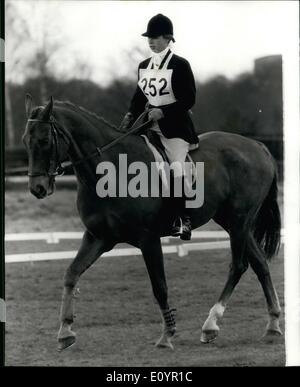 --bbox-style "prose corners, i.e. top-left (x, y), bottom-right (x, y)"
top-left (55, 107), bottom-right (121, 160)
top-left (54, 106), bottom-right (137, 186)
